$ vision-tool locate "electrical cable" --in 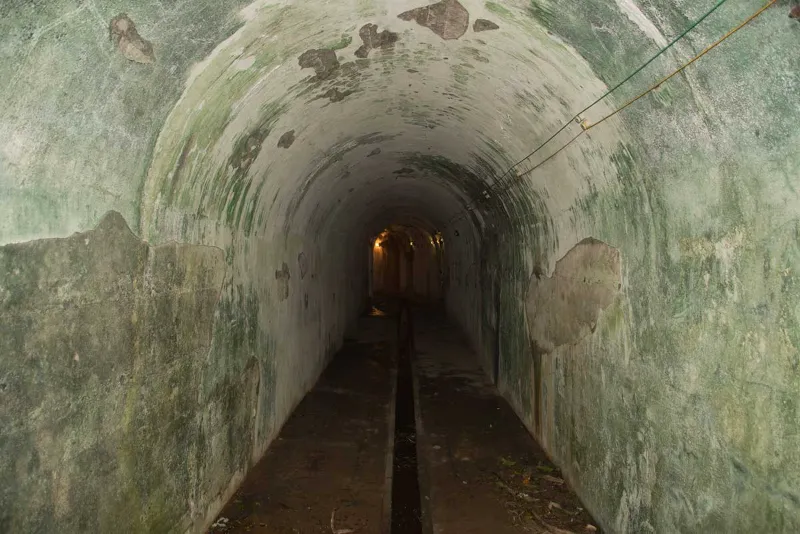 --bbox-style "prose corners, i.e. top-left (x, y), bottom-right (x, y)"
top-left (496, 0), bottom-right (732, 182)
top-left (449, 0), bottom-right (733, 222)
top-left (446, 0), bottom-right (779, 228)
